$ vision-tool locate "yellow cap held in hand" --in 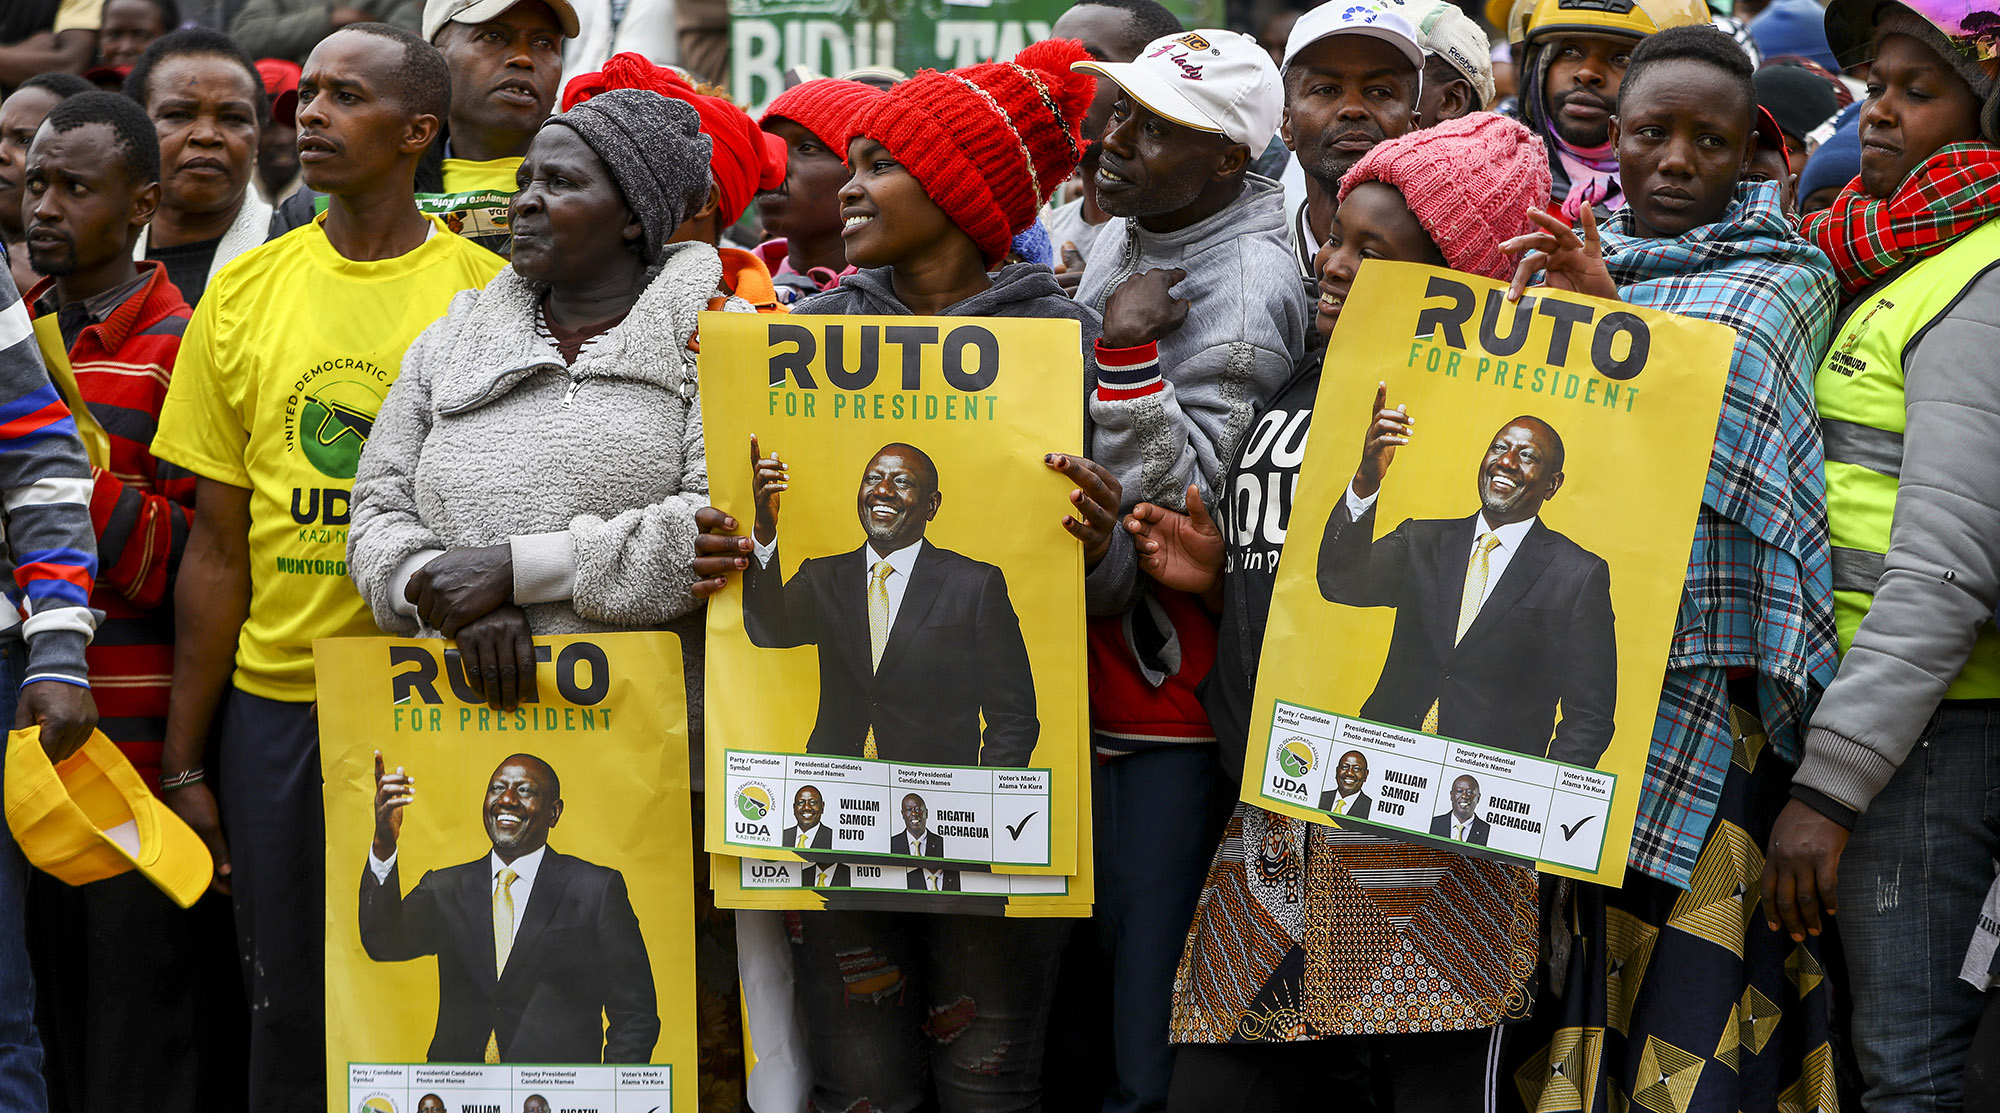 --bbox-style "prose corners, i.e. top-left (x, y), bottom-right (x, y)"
top-left (4, 729), bottom-right (211, 908)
